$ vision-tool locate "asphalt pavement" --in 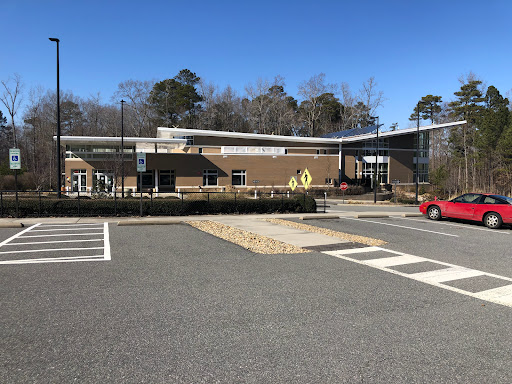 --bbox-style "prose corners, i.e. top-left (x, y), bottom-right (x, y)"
top-left (1, 205), bottom-right (512, 383)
